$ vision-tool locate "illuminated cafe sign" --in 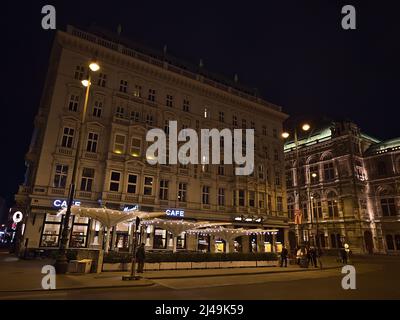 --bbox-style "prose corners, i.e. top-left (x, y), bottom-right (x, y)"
top-left (123, 205), bottom-right (139, 212)
top-left (53, 199), bottom-right (81, 208)
top-left (166, 209), bottom-right (185, 218)
top-left (234, 216), bottom-right (263, 223)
